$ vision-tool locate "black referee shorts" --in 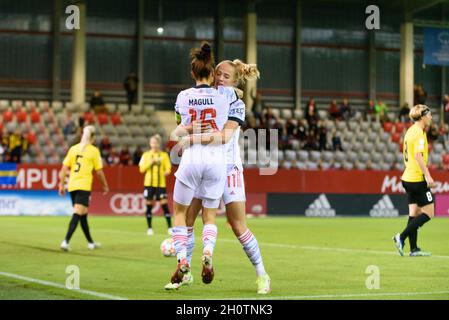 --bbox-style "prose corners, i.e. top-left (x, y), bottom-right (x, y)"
top-left (69, 190), bottom-right (91, 207)
top-left (402, 180), bottom-right (434, 207)
top-left (144, 187), bottom-right (167, 201)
